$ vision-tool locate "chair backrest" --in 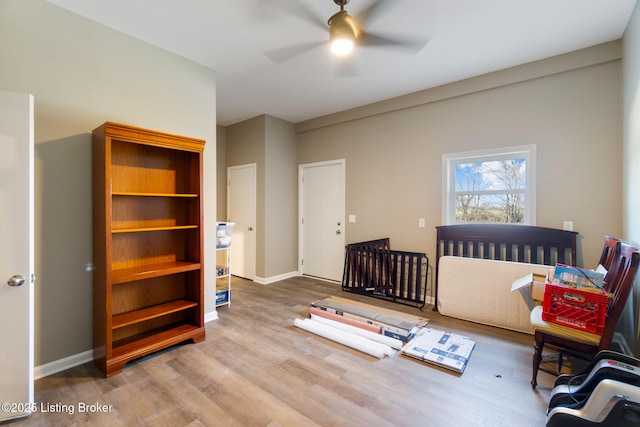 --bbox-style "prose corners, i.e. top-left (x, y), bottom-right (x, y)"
top-left (599, 241), bottom-right (640, 349)
top-left (599, 235), bottom-right (621, 271)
